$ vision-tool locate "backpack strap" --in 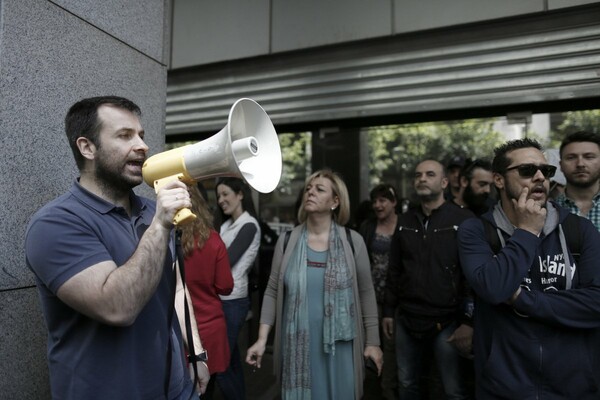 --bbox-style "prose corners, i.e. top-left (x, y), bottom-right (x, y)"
top-left (481, 218), bottom-right (502, 254)
top-left (561, 213), bottom-right (581, 263)
top-left (283, 230), bottom-right (291, 253)
top-left (283, 226), bottom-right (355, 255)
top-left (345, 226), bottom-right (355, 255)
